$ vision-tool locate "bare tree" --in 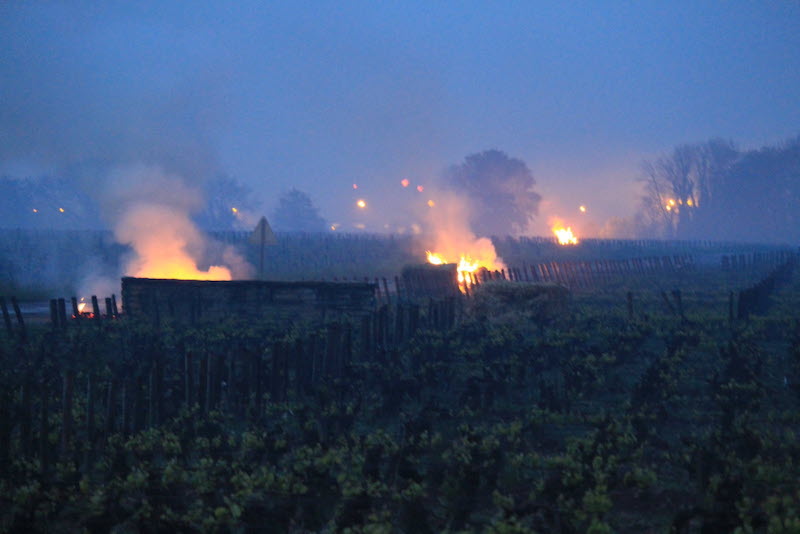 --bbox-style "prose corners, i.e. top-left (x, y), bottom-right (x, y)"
top-left (639, 139), bottom-right (738, 238)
